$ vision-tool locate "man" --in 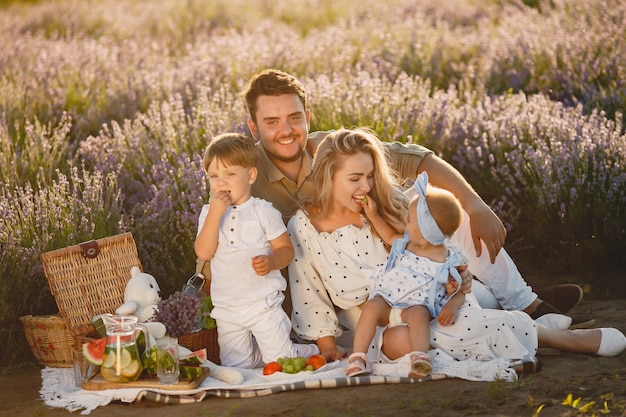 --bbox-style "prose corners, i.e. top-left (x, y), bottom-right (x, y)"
top-left (201, 68), bottom-right (592, 329)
